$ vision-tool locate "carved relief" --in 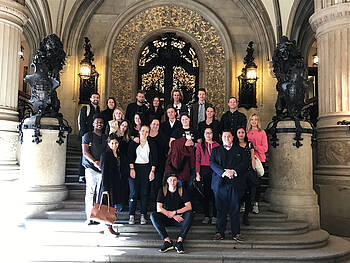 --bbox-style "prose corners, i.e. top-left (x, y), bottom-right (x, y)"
top-left (111, 5), bottom-right (226, 115)
top-left (317, 140), bottom-right (350, 165)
